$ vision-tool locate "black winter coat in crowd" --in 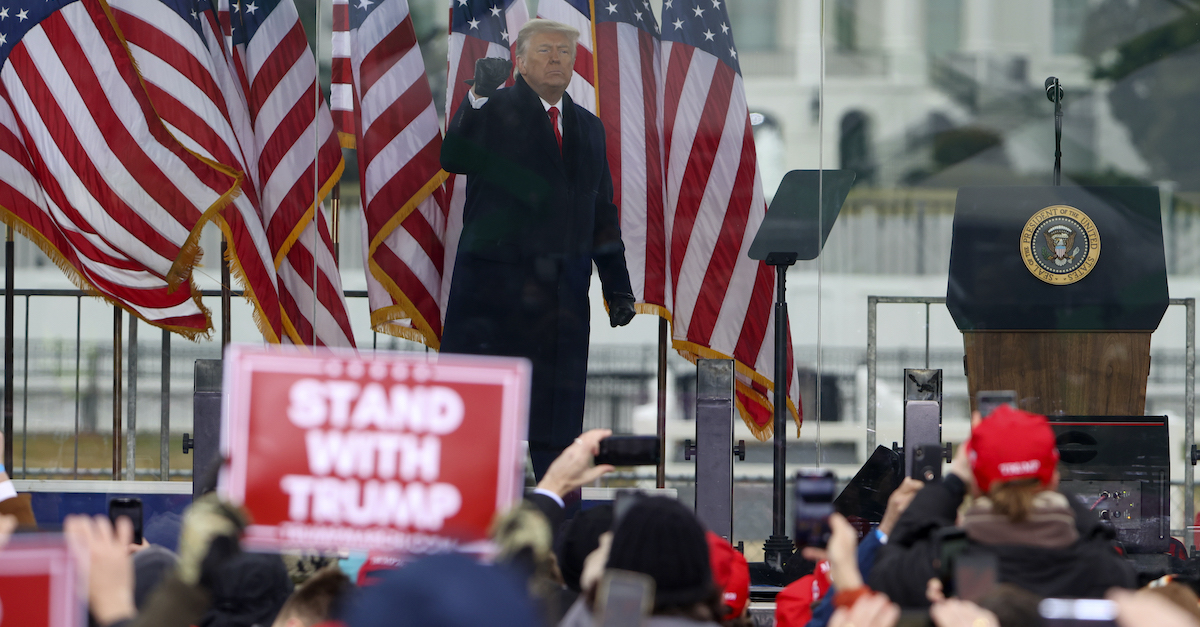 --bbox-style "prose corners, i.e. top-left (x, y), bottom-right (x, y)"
top-left (868, 474), bottom-right (1136, 608)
